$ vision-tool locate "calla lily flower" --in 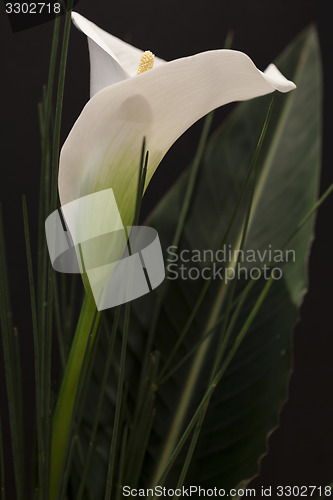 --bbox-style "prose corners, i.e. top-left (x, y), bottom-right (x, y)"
top-left (58, 12), bottom-right (296, 227)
